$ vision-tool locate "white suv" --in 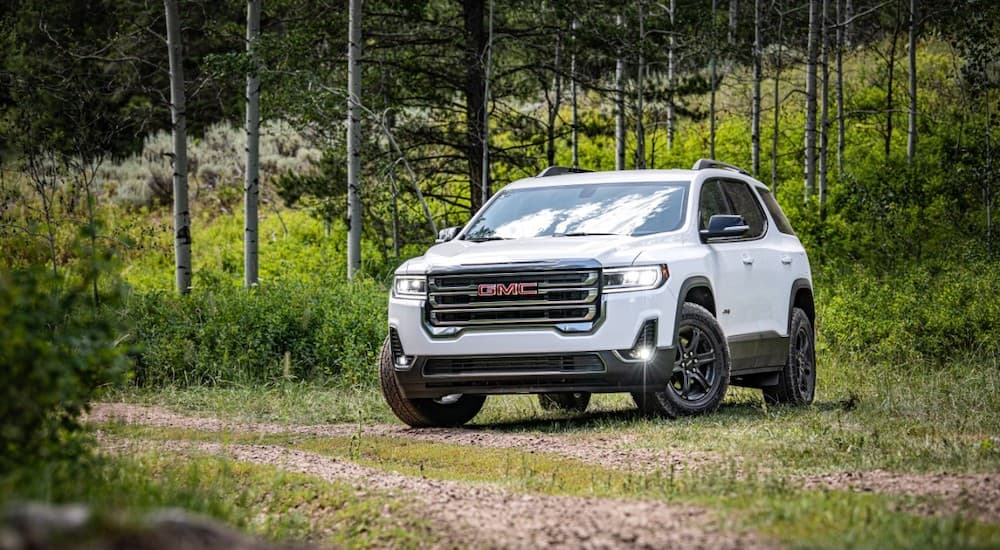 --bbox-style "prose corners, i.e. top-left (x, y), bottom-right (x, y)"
top-left (380, 160), bottom-right (816, 427)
